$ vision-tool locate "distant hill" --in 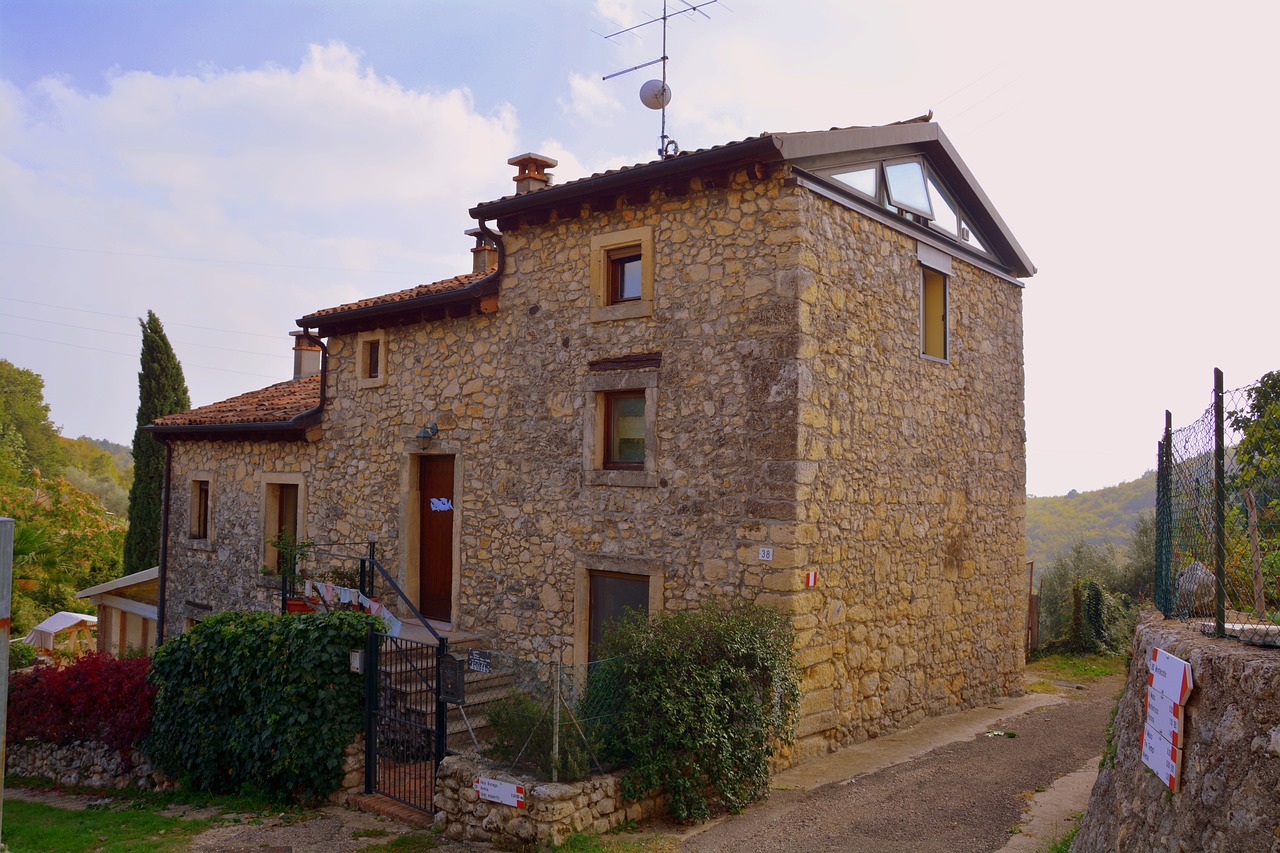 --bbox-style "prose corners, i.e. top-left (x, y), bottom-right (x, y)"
top-left (85, 436), bottom-right (132, 475)
top-left (1026, 470), bottom-right (1157, 571)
